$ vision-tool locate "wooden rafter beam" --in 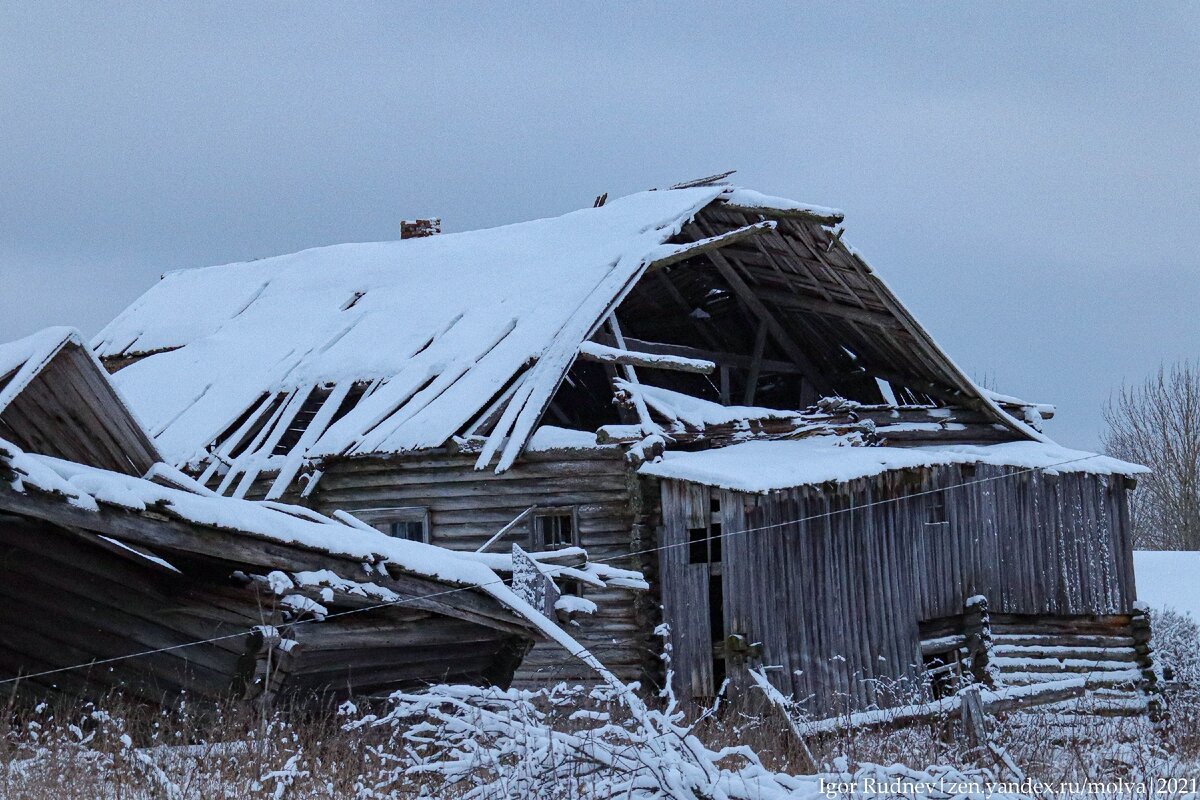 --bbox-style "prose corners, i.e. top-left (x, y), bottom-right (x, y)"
top-left (0, 482), bottom-right (535, 637)
top-left (645, 221), bottom-right (776, 272)
top-left (577, 341), bottom-right (715, 375)
top-left (716, 200), bottom-right (844, 226)
top-left (591, 333), bottom-right (803, 375)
